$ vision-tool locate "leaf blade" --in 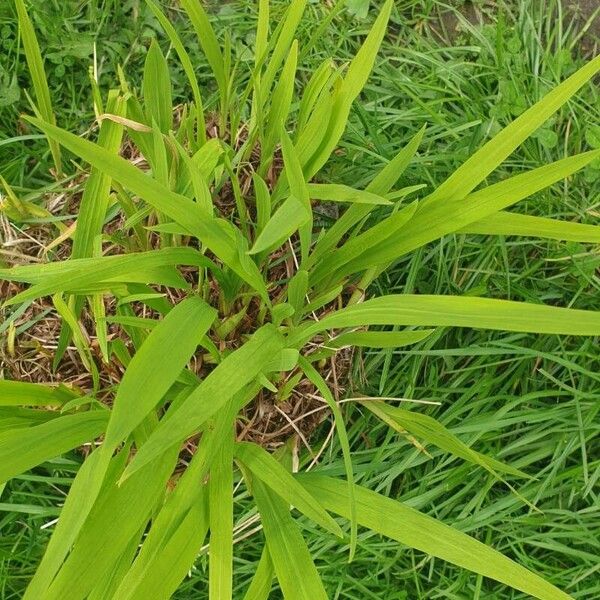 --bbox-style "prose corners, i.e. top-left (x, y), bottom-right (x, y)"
top-left (299, 294), bottom-right (600, 342)
top-left (104, 296), bottom-right (216, 448)
top-left (0, 411), bottom-right (107, 484)
top-left (461, 211), bottom-right (600, 242)
top-left (15, 0), bottom-right (61, 174)
top-left (235, 441), bottom-right (342, 536)
top-left (298, 475), bottom-right (571, 600)
top-left (428, 54), bottom-right (600, 203)
top-left (253, 479), bottom-right (328, 600)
